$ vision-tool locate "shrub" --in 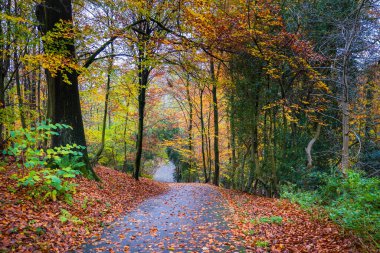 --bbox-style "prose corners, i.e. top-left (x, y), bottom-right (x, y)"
top-left (4, 121), bottom-right (84, 203)
top-left (281, 170), bottom-right (380, 247)
top-left (323, 171), bottom-right (380, 244)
